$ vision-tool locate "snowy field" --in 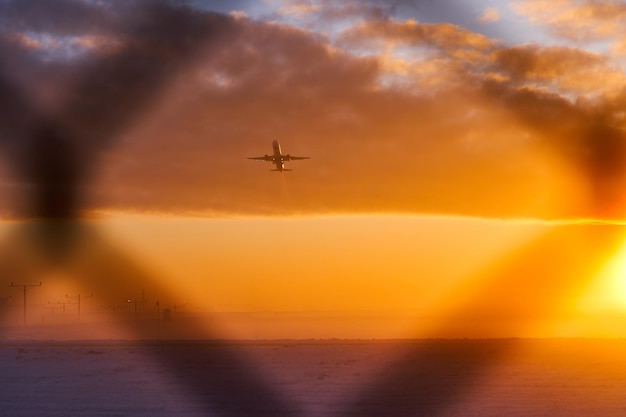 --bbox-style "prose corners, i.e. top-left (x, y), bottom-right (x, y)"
top-left (2, 339), bottom-right (626, 417)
